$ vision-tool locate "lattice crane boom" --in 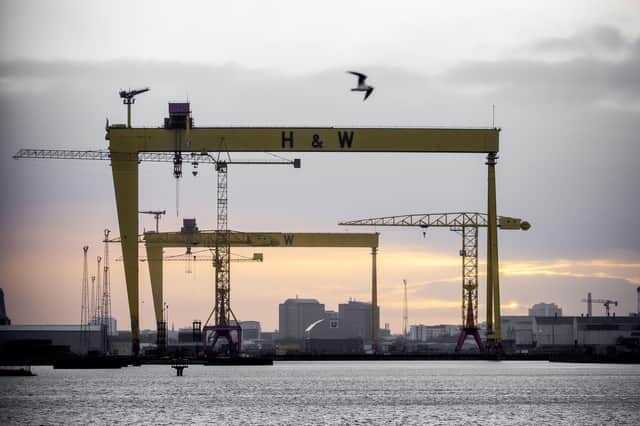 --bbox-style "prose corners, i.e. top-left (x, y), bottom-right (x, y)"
top-left (339, 212), bottom-right (530, 230)
top-left (14, 149), bottom-right (229, 164)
